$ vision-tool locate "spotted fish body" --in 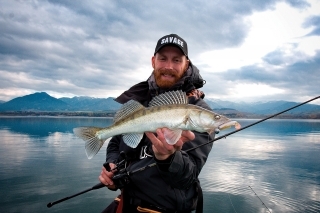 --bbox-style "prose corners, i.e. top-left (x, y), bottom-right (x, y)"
top-left (73, 90), bottom-right (240, 159)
